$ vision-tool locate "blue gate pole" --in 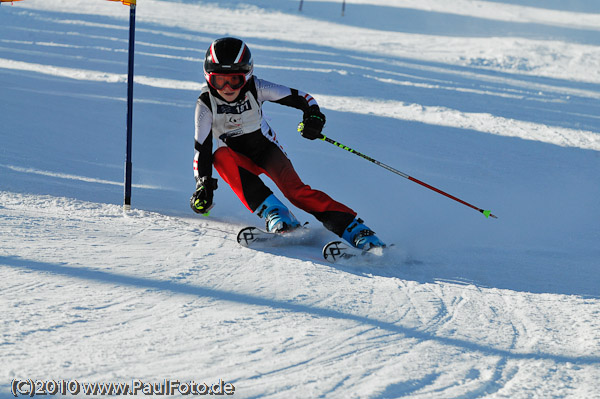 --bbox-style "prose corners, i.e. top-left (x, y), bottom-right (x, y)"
top-left (124, 2), bottom-right (136, 210)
